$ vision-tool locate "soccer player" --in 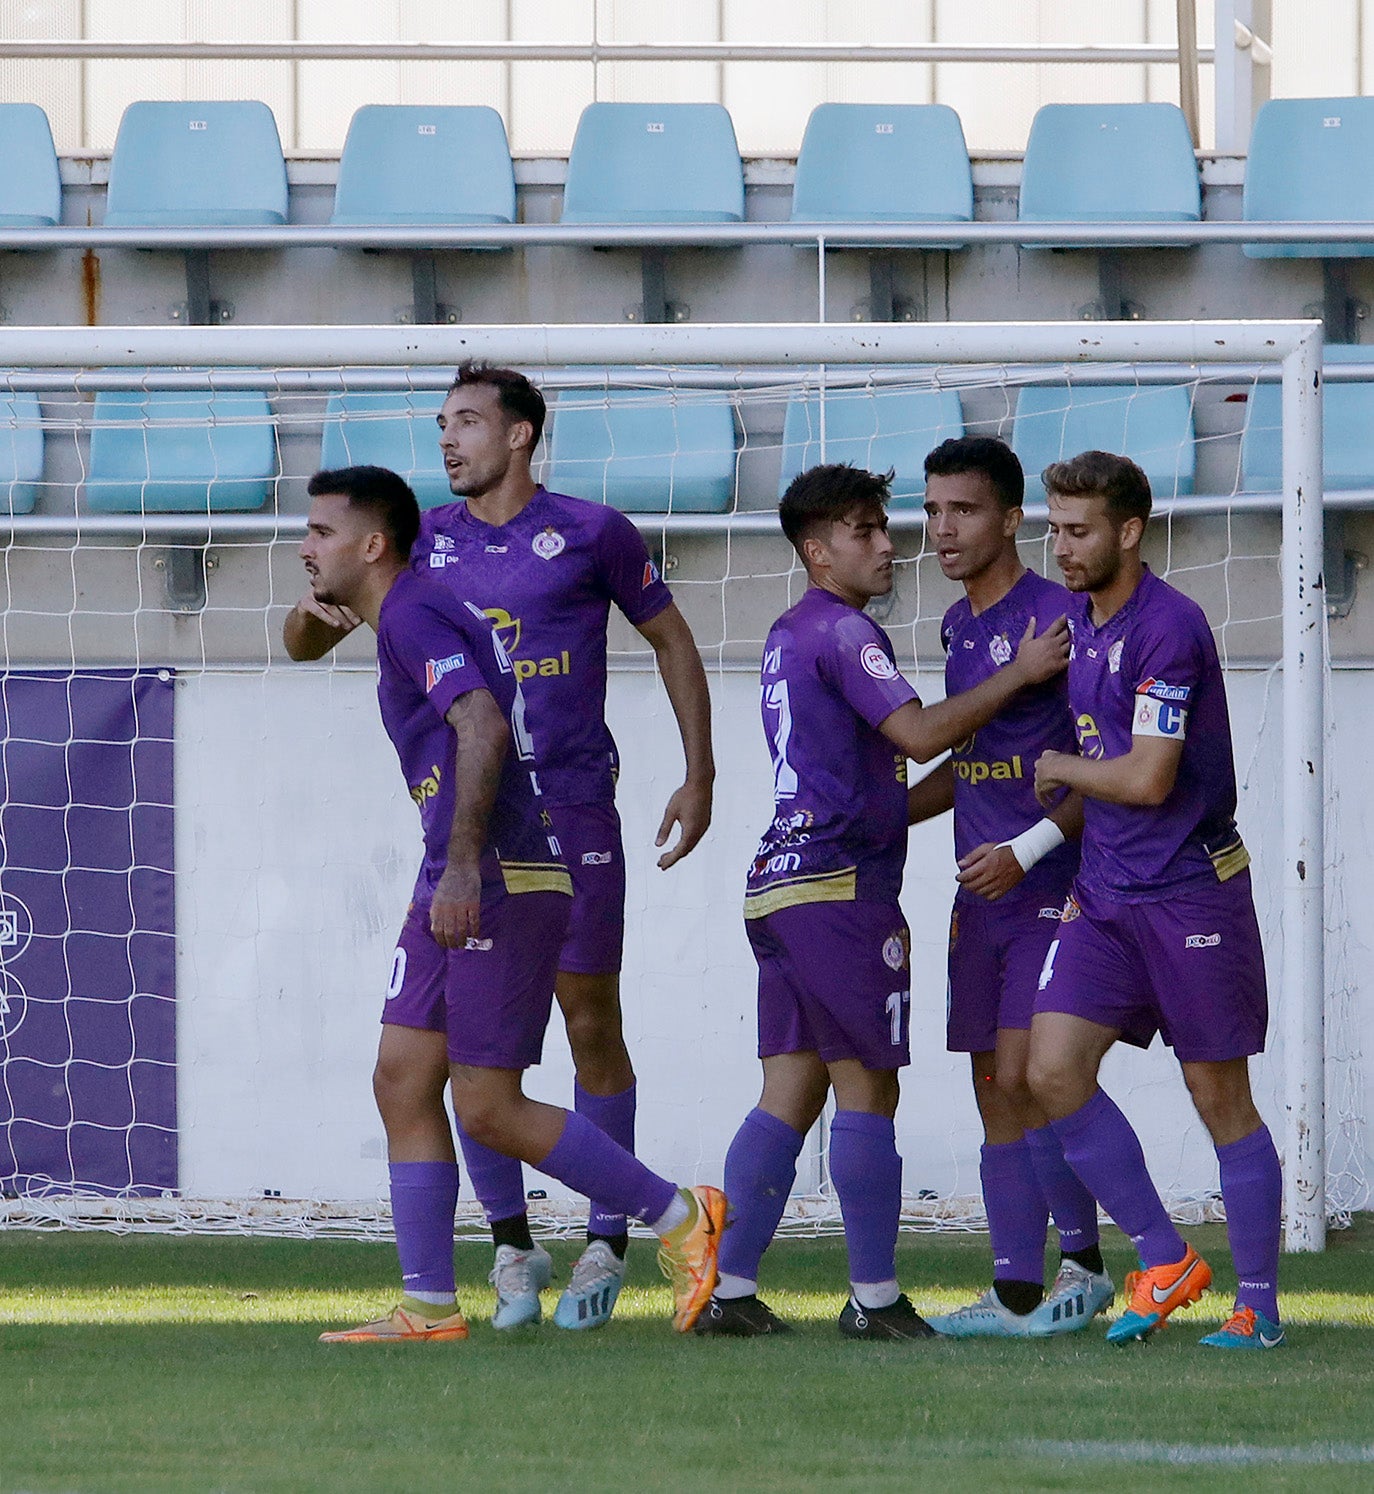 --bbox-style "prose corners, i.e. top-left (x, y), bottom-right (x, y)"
top-left (1028, 449), bottom-right (1283, 1350)
top-left (299, 465), bottom-right (725, 1341)
top-left (284, 364), bottom-right (714, 1332)
top-left (695, 463), bottom-right (1071, 1340)
top-left (904, 437), bottom-right (1113, 1339)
